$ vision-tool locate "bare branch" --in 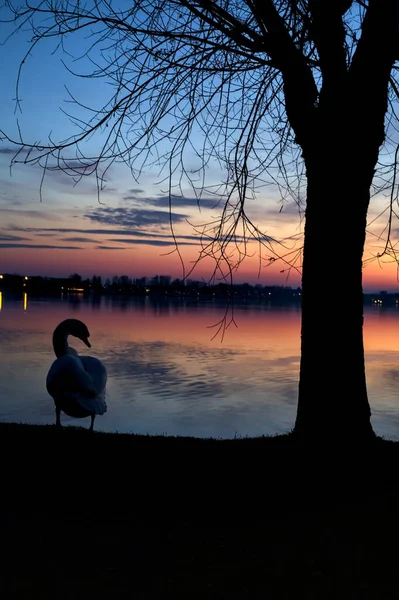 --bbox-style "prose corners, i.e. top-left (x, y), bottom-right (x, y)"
top-left (349, 0), bottom-right (399, 134)
top-left (308, 0), bottom-right (349, 98)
